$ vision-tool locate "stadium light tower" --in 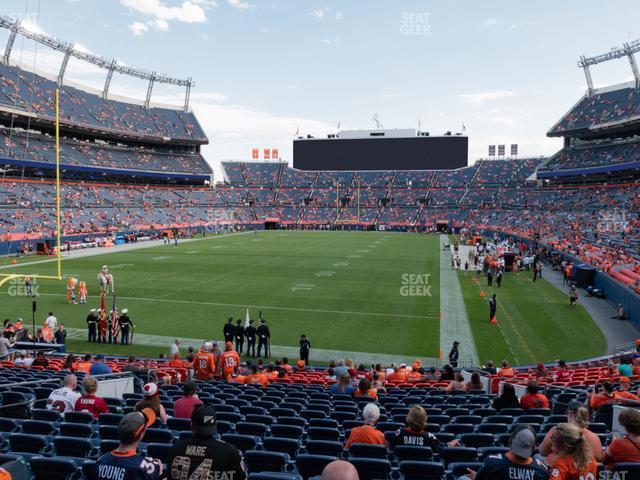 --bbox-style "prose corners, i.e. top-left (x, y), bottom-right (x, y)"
top-left (578, 38), bottom-right (640, 95)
